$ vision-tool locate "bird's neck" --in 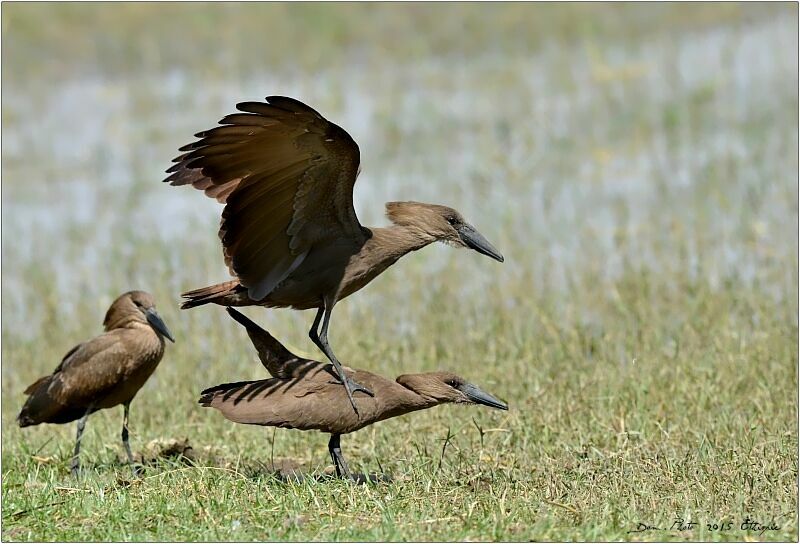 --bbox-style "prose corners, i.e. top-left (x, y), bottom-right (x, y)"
top-left (106, 316), bottom-right (147, 332)
top-left (378, 386), bottom-right (441, 419)
top-left (392, 383), bottom-right (444, 413)
top-left (366, 224), bottom-right (437, 266)
top-left (338, 224), bottom-right (437, 301)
